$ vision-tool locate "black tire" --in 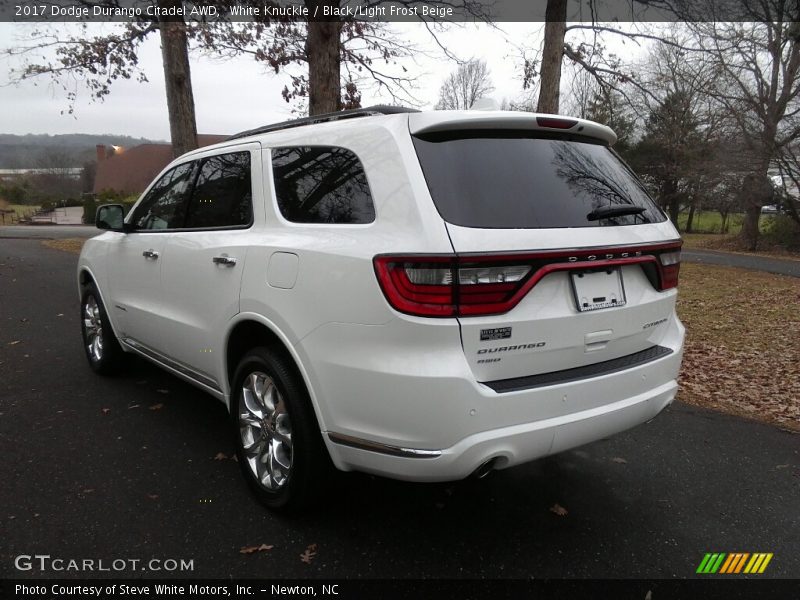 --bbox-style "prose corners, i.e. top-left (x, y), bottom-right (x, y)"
top-left (231, 347), bottom-right (330, 512)
top-left (80, 283), bottom-right (125, 375)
